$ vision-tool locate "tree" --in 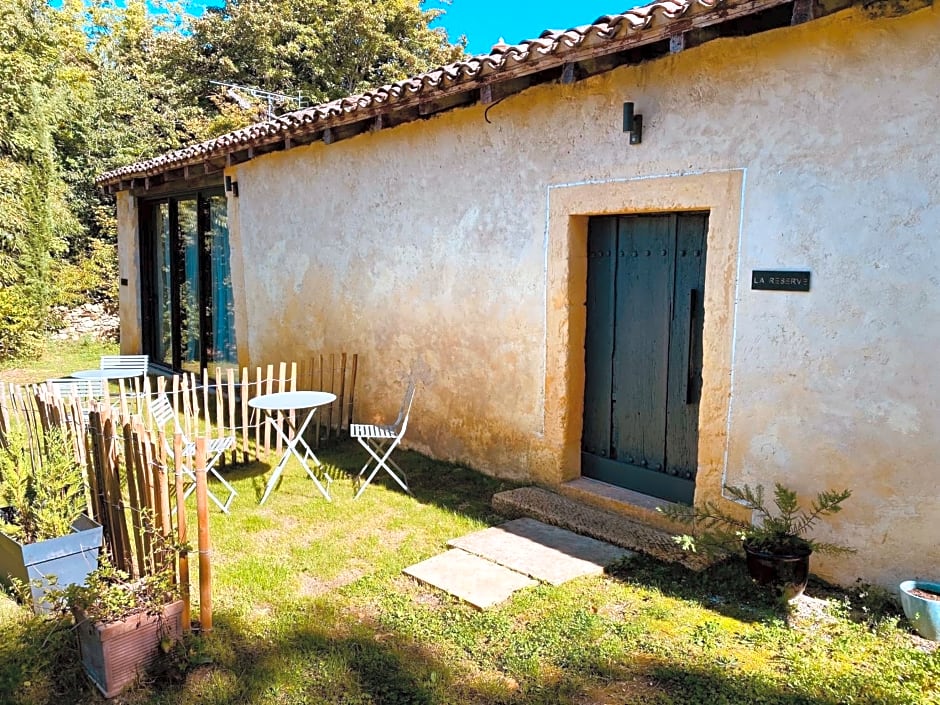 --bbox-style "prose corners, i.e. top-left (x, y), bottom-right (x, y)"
top-left (170, 0), bottom-right (464, 128)
top-left (0, 0), bottom-right (464, 360)
top-left (0, 0), bottom-right (78, 357)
